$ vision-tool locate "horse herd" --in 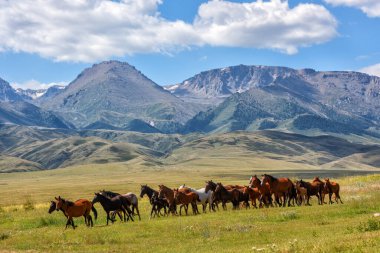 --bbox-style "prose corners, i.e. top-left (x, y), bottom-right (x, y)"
top-left (48, 174), bottom-right (343, 229)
